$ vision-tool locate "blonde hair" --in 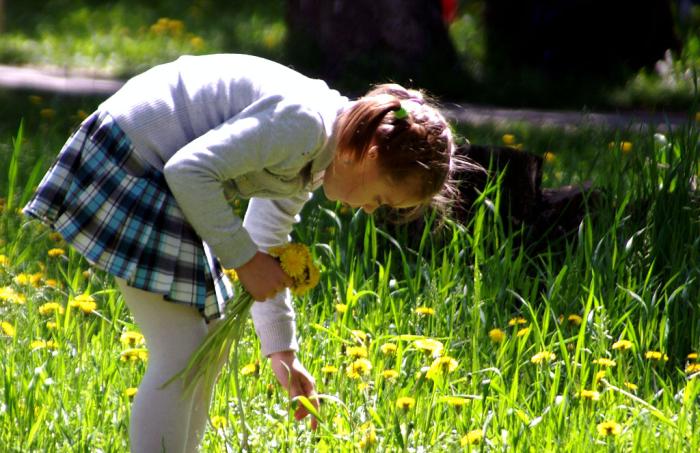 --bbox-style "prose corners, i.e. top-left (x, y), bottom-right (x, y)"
top-left (336, 83), bottom-right (466, 221)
